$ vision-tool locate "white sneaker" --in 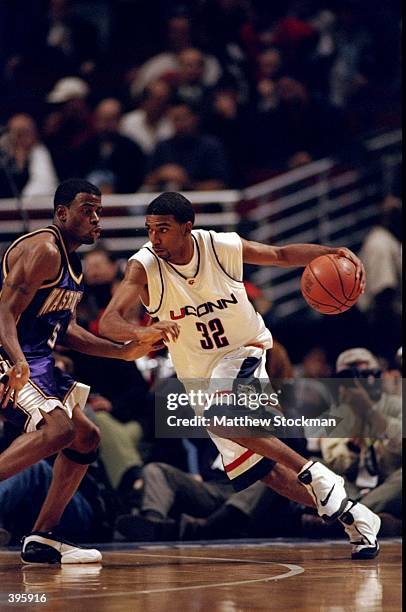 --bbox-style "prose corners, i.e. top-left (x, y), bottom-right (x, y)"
top-left (298, 460), bottom-right (349, 522)
top-left (21, 532), bottom-right (102, 564)
top-left (339, 501), bottom-right (381, 559)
